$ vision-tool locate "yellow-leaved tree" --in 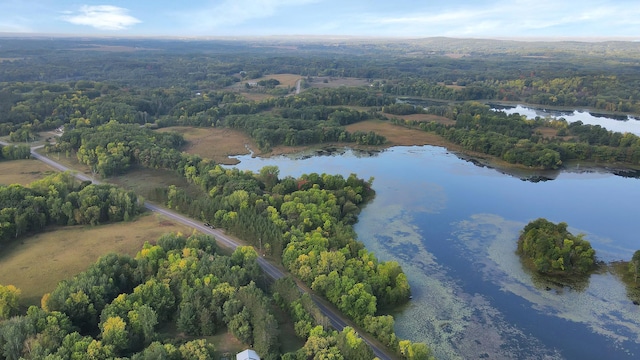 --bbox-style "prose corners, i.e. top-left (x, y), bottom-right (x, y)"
top-left (0, 284), bottom-right (21, 320)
